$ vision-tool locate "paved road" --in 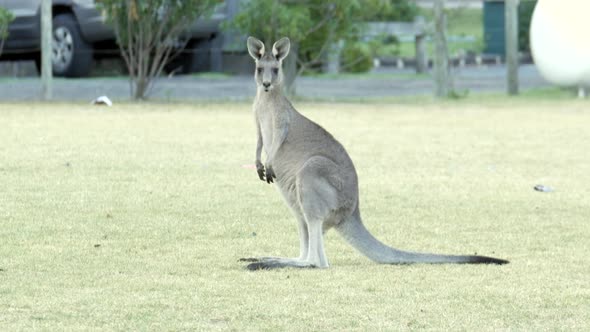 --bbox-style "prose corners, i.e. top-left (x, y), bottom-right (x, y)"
top-left (0, 64), bottom-right (550, 102)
